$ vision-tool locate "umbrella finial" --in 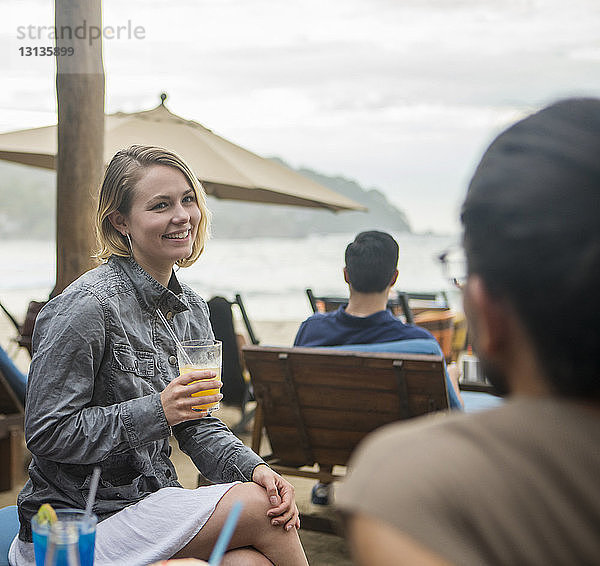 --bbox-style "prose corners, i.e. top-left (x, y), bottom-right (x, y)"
top-left (160, 92), bottom-right (167, 106)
